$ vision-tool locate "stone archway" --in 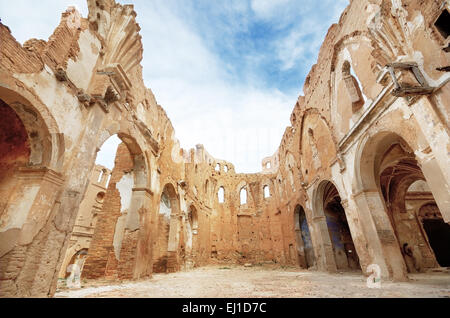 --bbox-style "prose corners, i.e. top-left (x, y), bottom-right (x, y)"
top-left (0, 92), bottom-right (65, 296)
top-left (322, 182), bottom-right (361, 271)
top-left (81, 133), bottom-right (151, 280)
top-left (354, 131), bottom-right (449, 279)
top-left (0, 98), bottom-right (31, 201)
top-left (312, 180), bottom-right (361, 273)
top-left (377, 139), bottom-right (450, 272)
top-left (63, 248), bottom-right (89, 279)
